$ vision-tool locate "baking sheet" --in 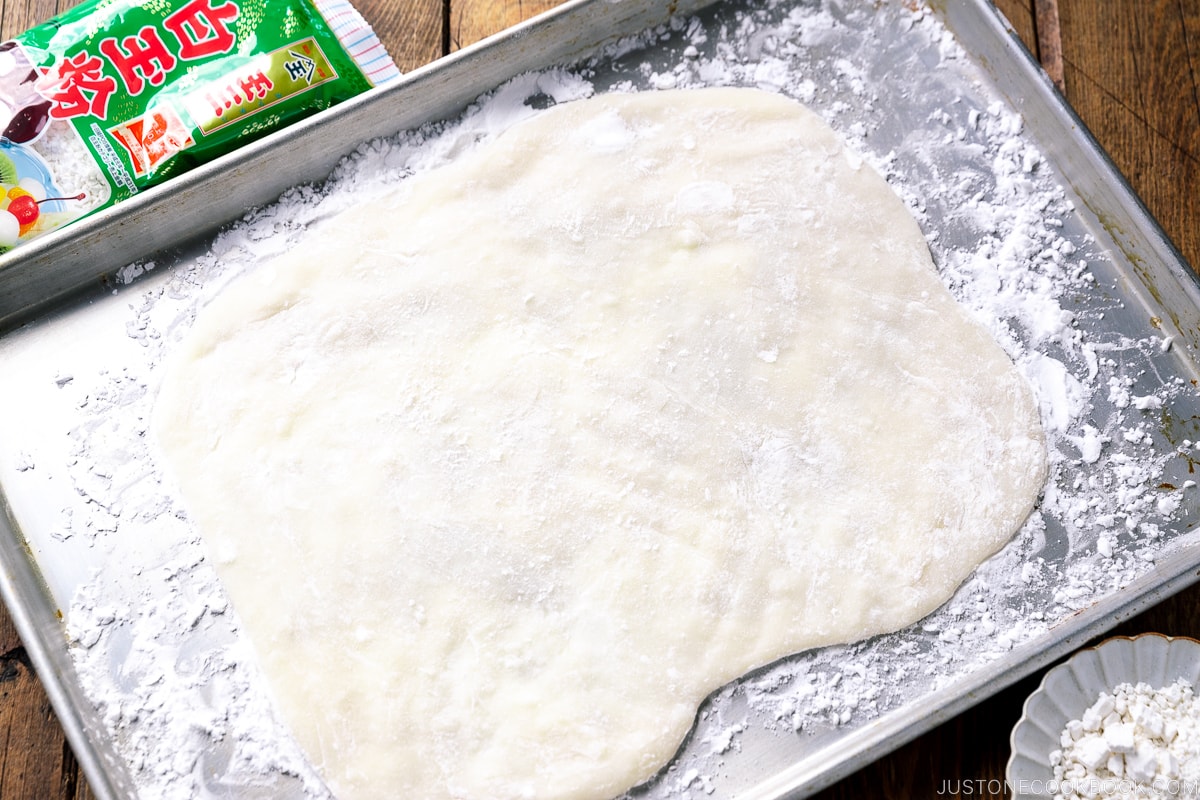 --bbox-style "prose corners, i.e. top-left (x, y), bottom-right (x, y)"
top-left (1, 0), bottom-right (1199, 798)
